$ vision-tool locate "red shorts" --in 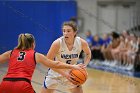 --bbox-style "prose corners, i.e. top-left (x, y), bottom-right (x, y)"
top-left (0, 81), bottom-right (35, 93)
